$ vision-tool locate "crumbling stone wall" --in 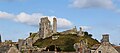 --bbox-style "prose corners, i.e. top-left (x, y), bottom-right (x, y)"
top-left (77, 27), bottom-right (84, 36)
top-left (39, 17), bottom-right (52, 39)
top-left (39, 17), bottom-right (57, 39)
